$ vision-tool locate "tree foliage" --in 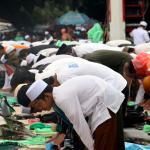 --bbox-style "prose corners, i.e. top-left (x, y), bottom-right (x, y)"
top-left (32, 0), bottom-right (71, 25)
top-left (0, 0), bottom-right (45, 29)
top-left (0, 0), bottom-right (106, 30)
